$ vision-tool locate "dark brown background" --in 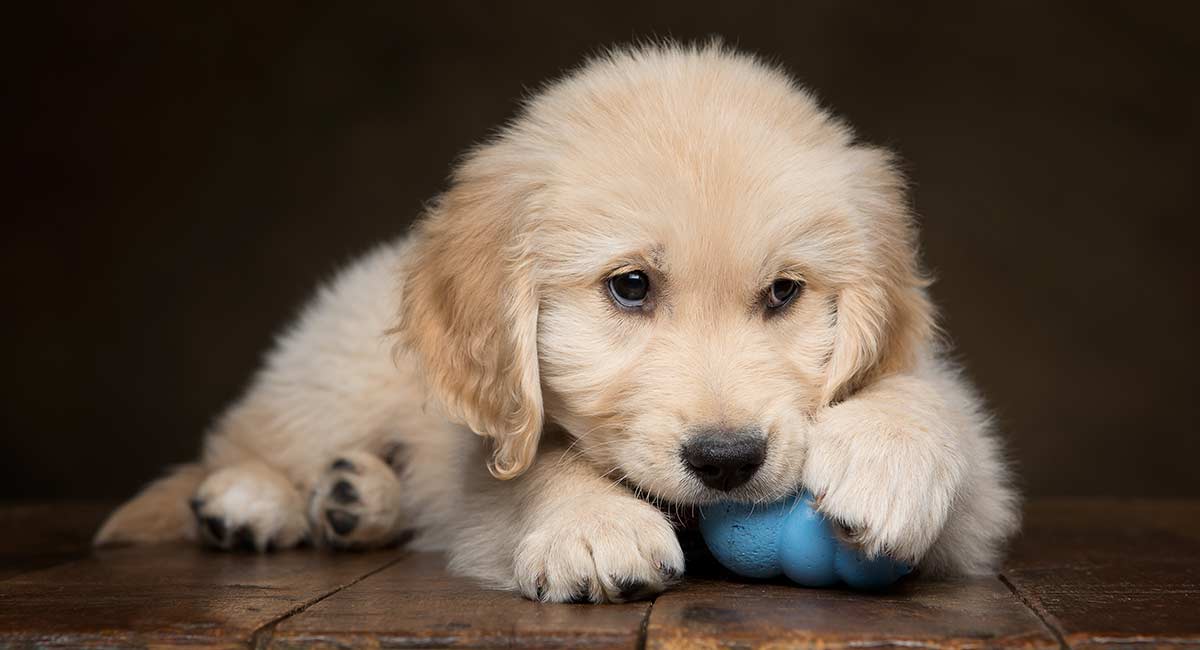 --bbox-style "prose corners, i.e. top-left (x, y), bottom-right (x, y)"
top-left (5, 2), bottom-right (1197, 499)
